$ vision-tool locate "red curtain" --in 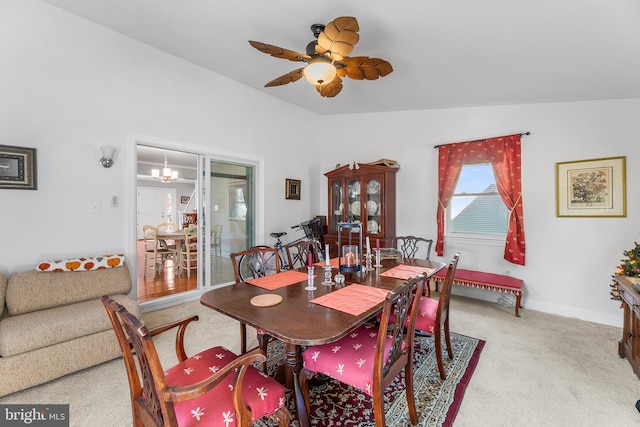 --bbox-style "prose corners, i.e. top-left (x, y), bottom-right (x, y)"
top-left (435, 134), bottom-right (526, 265)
